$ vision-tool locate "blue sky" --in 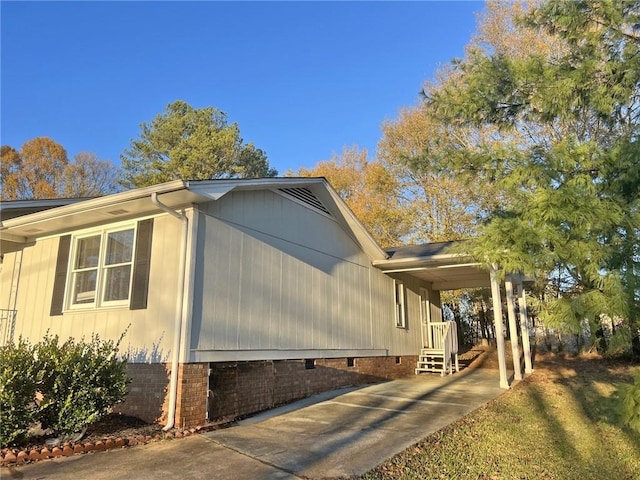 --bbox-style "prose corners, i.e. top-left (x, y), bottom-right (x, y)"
top-left (1, 1), bottom-right (482, 174)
